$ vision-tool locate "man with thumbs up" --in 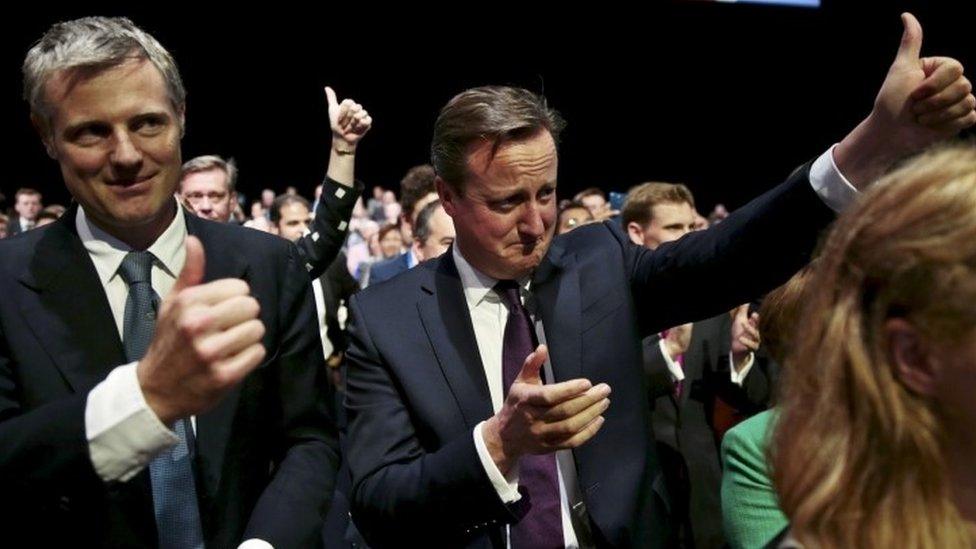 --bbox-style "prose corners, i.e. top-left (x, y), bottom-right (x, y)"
top-left (342, 12), bottom-right (975, 549)
top-left (0, 17), bottom-right (338, 548)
